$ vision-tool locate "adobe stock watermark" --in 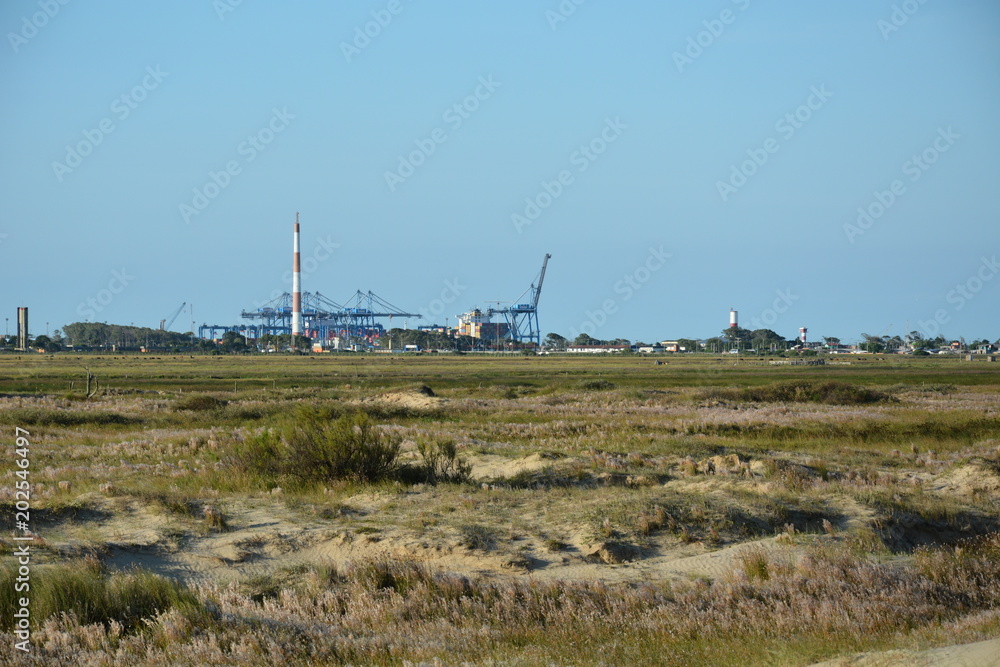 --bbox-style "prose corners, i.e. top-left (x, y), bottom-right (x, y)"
top-left (917, 254), bottom-right (998, 338)
top-left (214, 0), bottom-right (246, 21)
top-left (843, 126), bottom-right (958, 244)
top-left (744, 288), bottom-right (799, 331)
top-left (340, 0), bottom-right (413, 63)
top-left (568, 245), bottom-right (670, 340)
top-left (251, 234), bottom-right (341, 309)
top-left (12, 427), bottom-right (33, 654)
top-left (417, 277), bottom-right (467, 324)
top-left (7, 0), bottom-right (71, 54)
top-left (179, 107), bottom-right (295, 224)
top-left (511, 116), bottom-right (627, 234)
top-left (545, 0), bottom-right (589, 31)
top-left (877, 0), bottom-right (930, 41)
top-left (716, 84), bottom-right (832, 202)
top-left (384, 75), bottom-right (501, 192)
top-left (672, 0), bottom-right (752, 74)
top-left (52, 66), bottom-right (169, 183)
top-left (75, 268), bottom-right (135, 320)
